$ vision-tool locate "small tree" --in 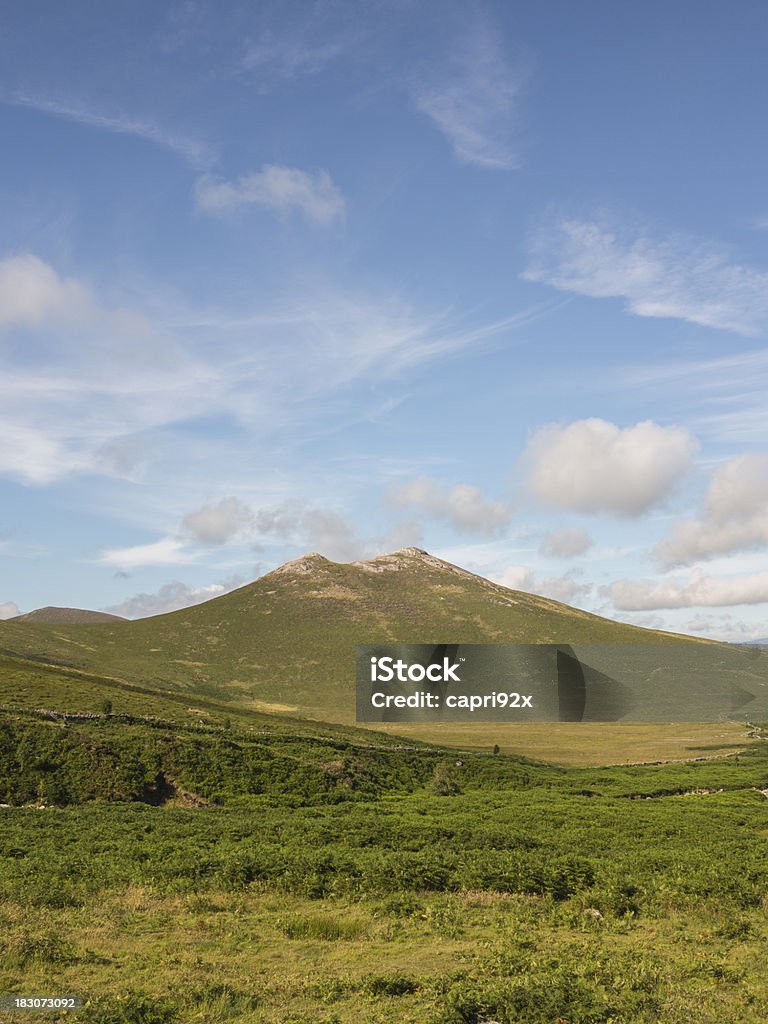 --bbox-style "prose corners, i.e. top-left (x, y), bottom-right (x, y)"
top-left (101, 699), bottom-right (113, 715)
